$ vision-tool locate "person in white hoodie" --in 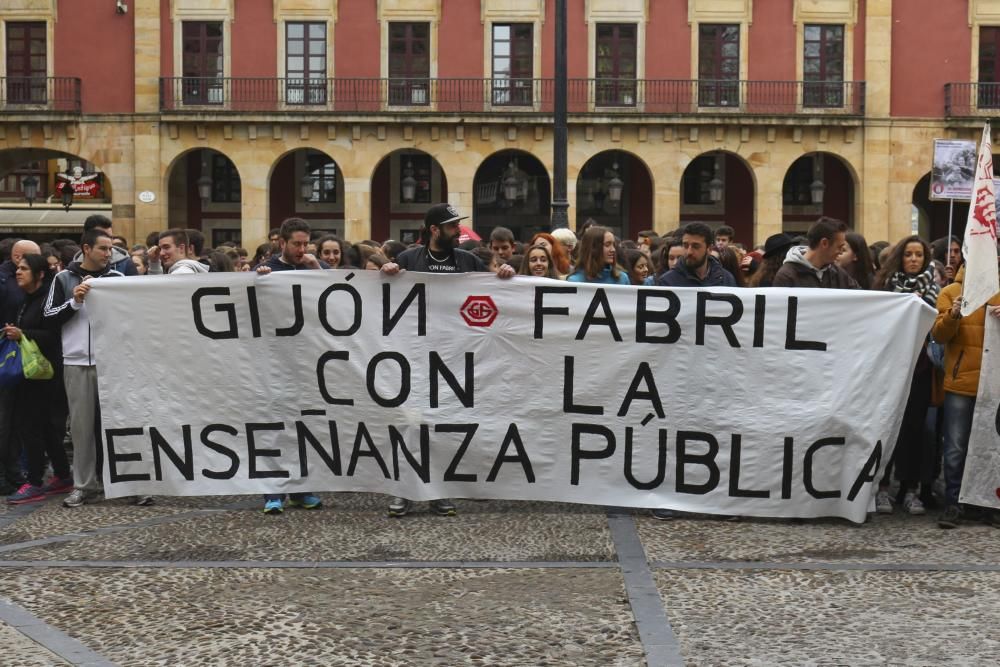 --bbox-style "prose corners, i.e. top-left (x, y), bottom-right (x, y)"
top-left (146, 229), bottom-right (209, 275)
top-left (44, 229), bottom-right (154, 508)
